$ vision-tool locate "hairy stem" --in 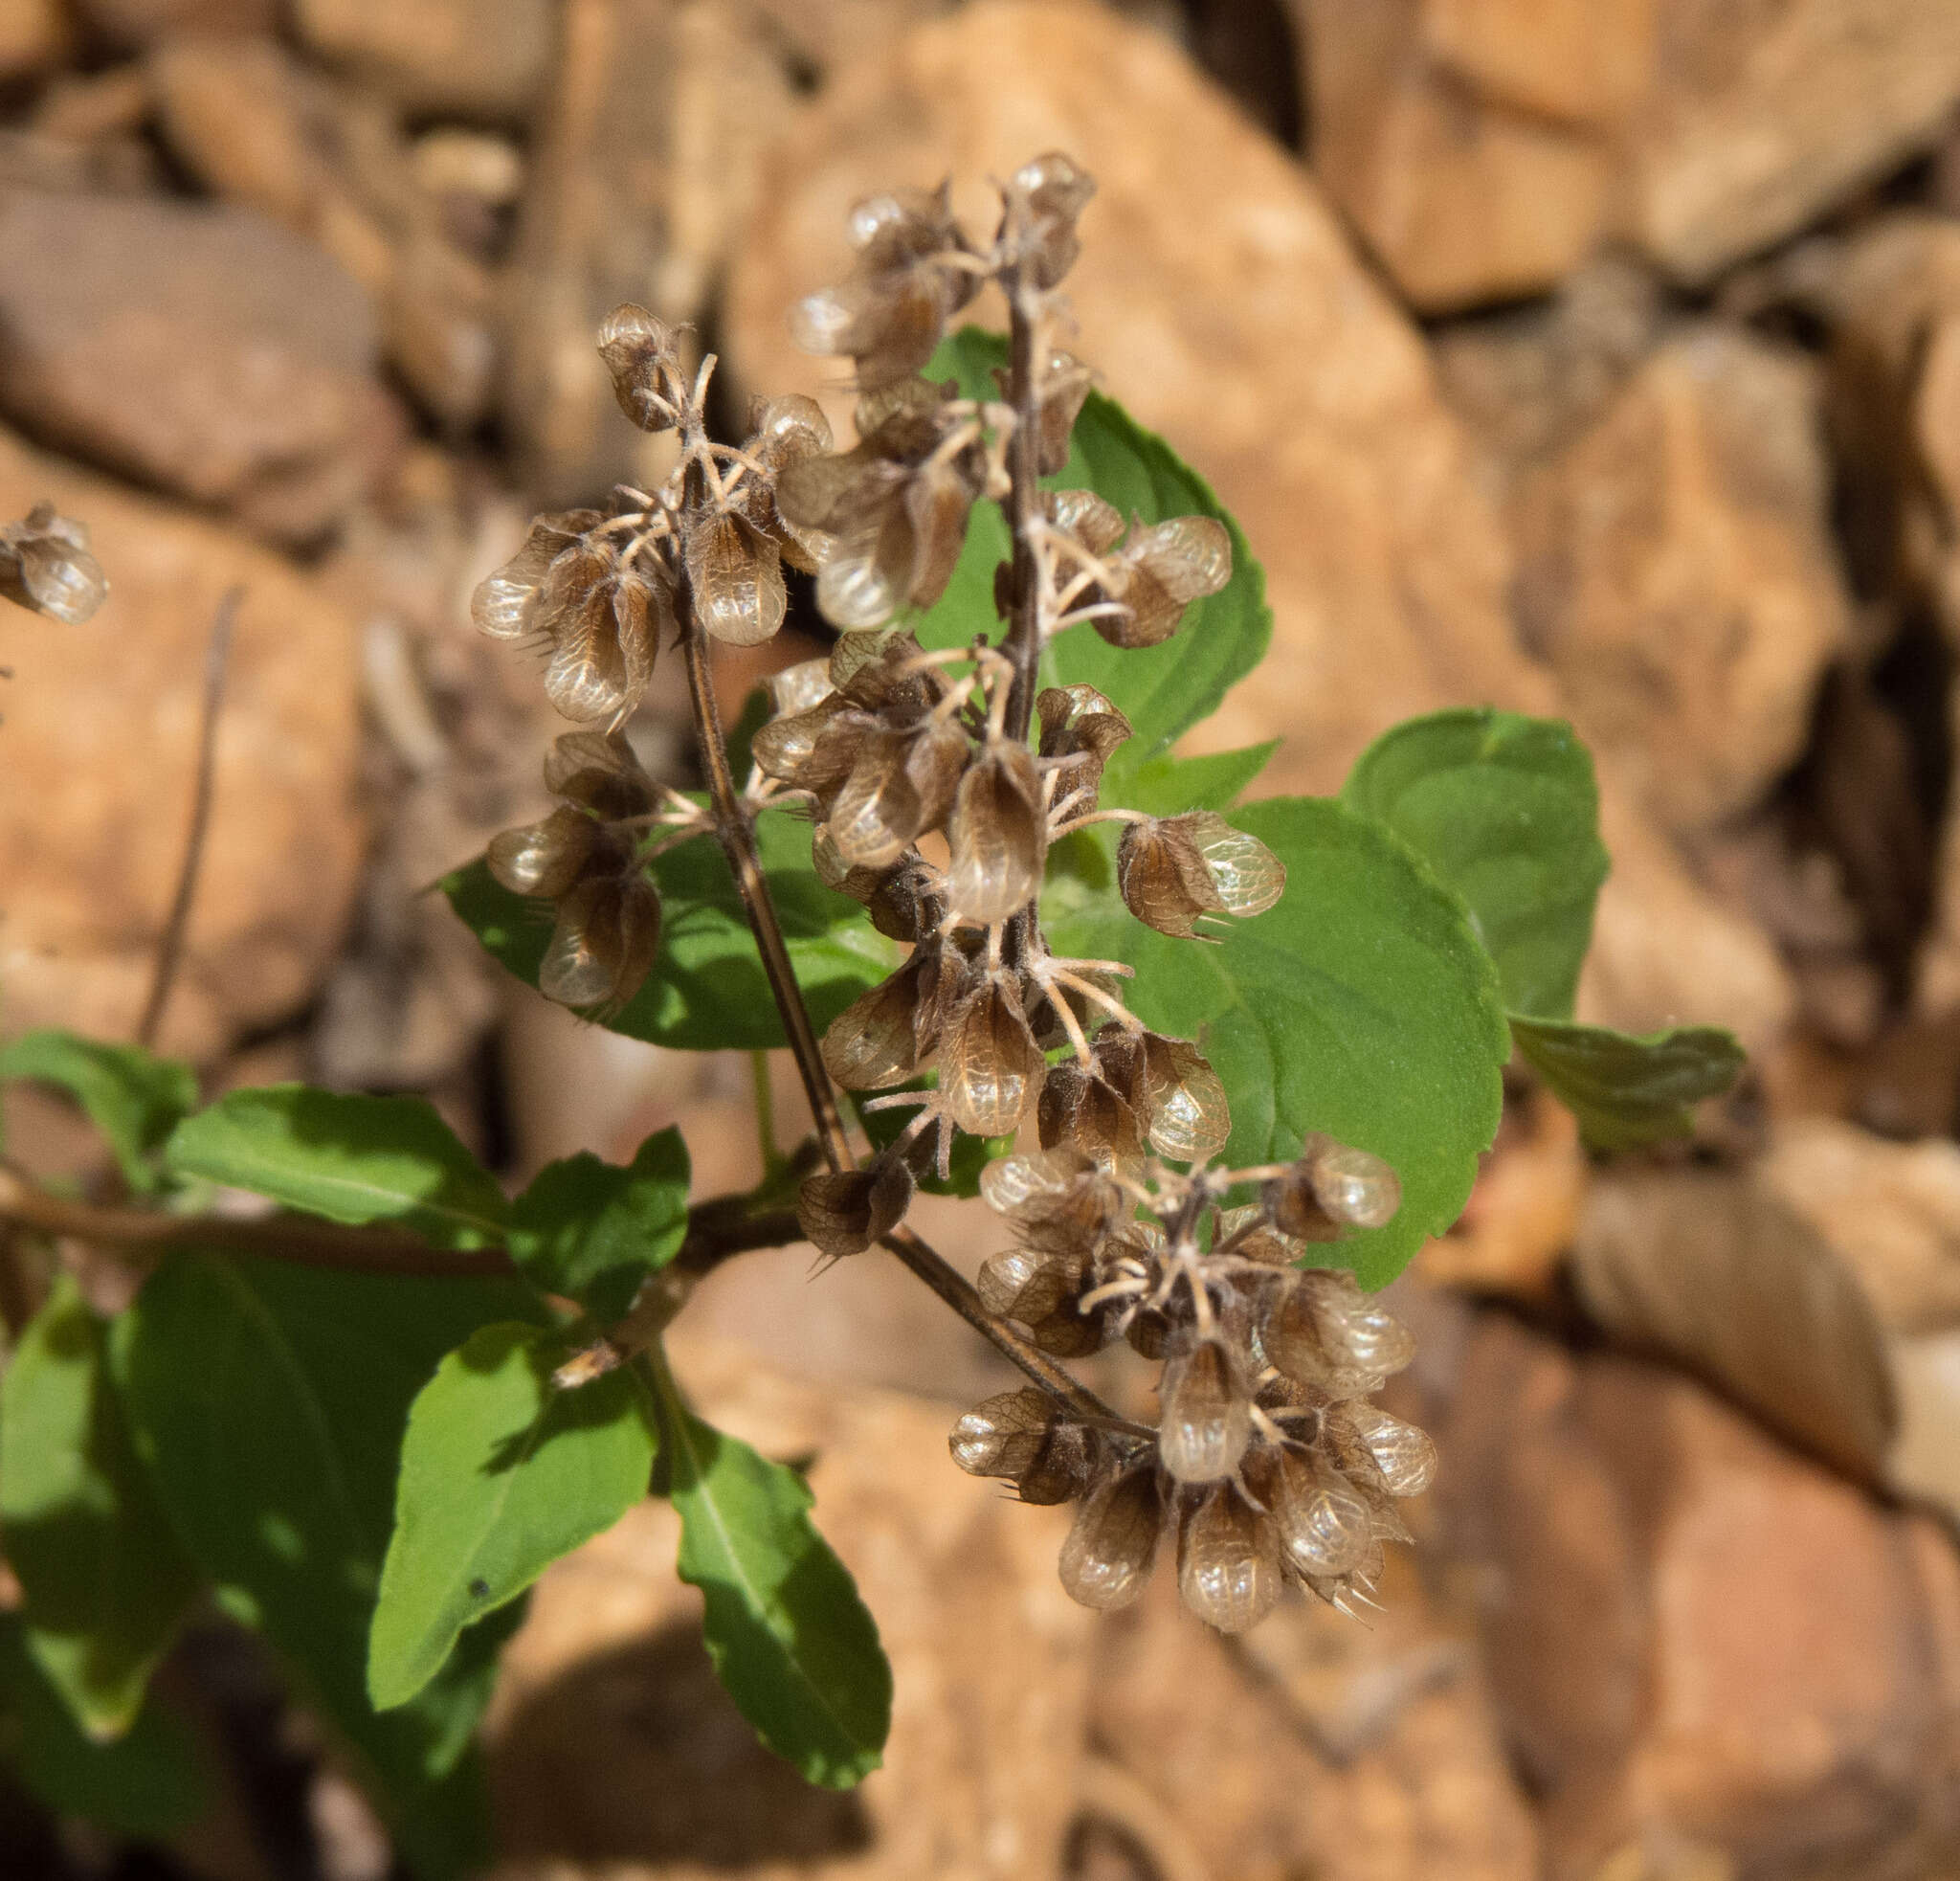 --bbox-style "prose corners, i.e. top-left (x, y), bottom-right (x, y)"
top-left (1001, 276), bottom-right (1044, 747)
